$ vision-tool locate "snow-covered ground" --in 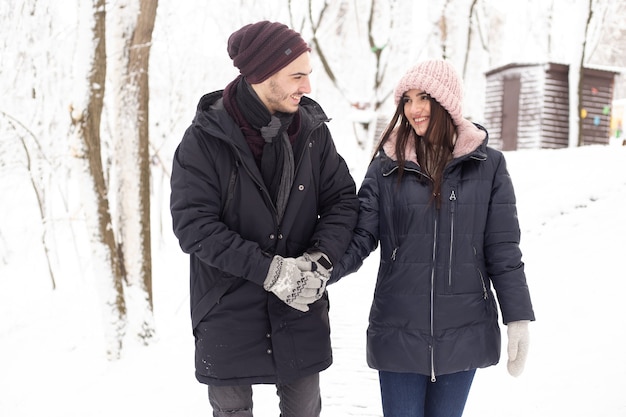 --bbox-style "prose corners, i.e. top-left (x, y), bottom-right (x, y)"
top-left (1, 144), bottom-right (626, 416)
